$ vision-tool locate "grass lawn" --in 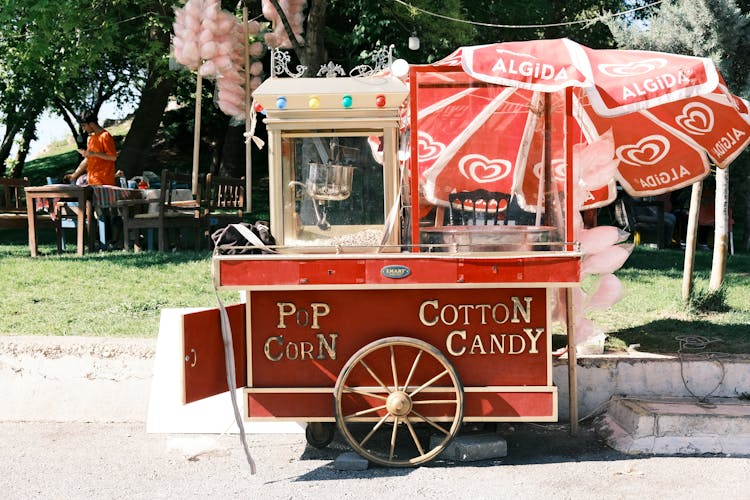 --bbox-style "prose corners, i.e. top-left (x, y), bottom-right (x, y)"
top-left (1, 226), bottom-right (748, 354)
